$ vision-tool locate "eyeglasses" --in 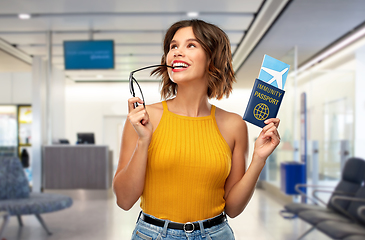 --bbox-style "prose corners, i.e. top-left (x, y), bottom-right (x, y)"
top-left (129, 64), bottom-right (173, 108)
